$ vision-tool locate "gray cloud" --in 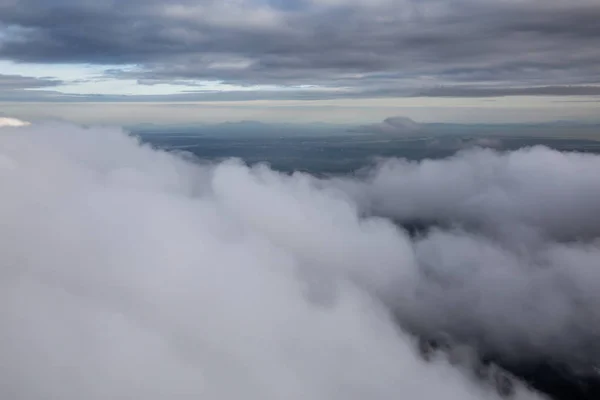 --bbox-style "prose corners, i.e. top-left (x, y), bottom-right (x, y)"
top-left (0, 74), bottom-right (62, 90)
top-left (331, 144), bottom-right (600, 366)
top-left (416, 85), bottom-right (600, 98)
top-left (1, 0), bottom-right (600, 99)
top-left (0, 74), bottom-right (68, 101)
